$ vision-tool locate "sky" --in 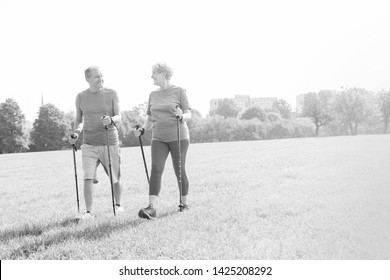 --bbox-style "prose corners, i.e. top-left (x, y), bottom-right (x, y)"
top-left (1, 0), bottom-right (390, 121)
